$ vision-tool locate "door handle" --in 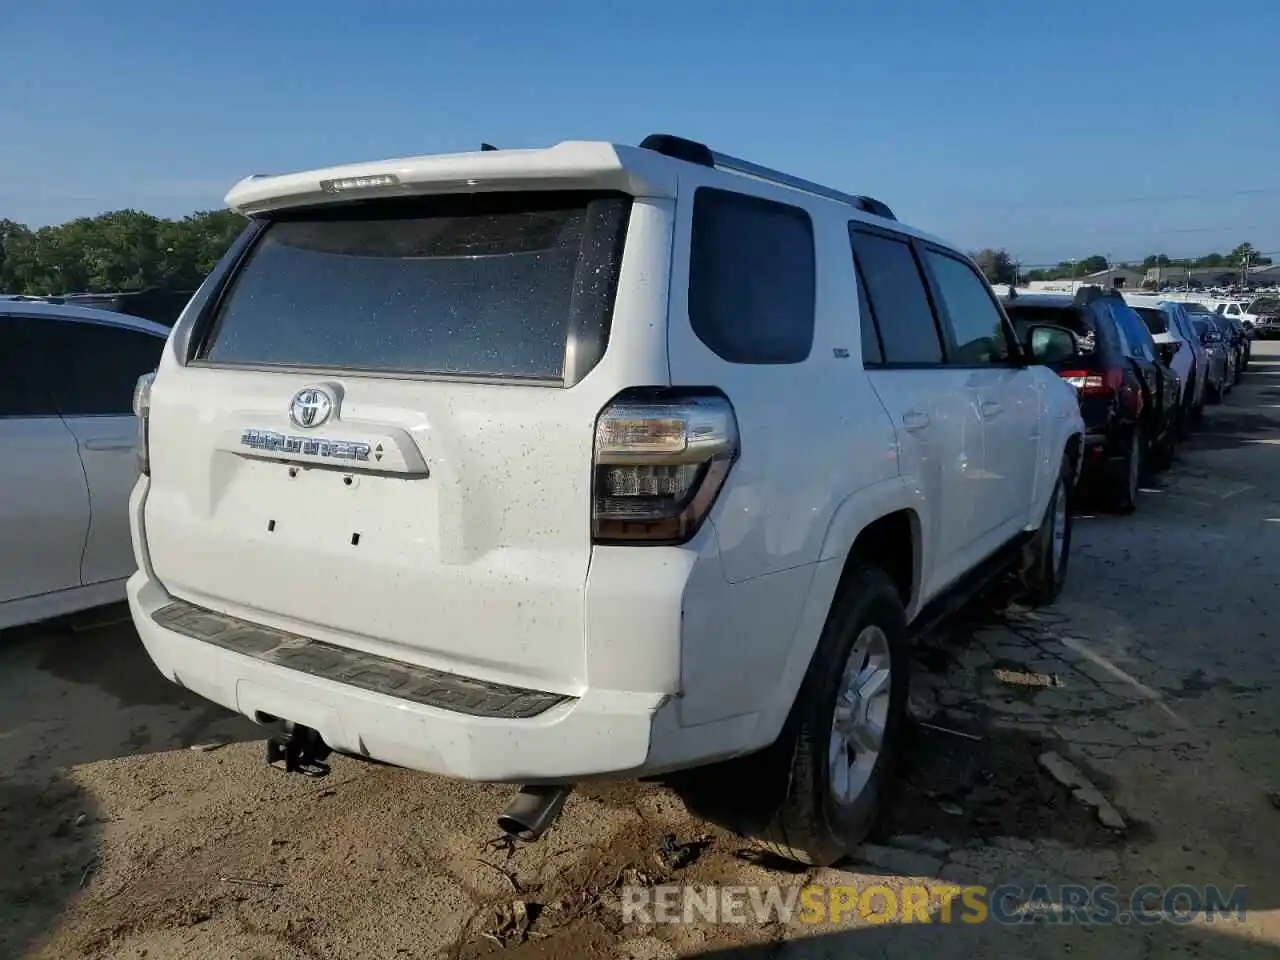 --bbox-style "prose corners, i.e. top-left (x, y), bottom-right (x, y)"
top-left (902, 411), bottom-right (931, 432)
top-left (979, 400), bottom-right (1003, 420)
top-left (83, 438), bottom-right (137, 452)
